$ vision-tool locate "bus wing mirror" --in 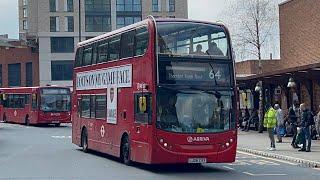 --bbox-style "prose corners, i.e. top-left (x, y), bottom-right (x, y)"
top-left (139, 96), bottom-right (147, 113)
